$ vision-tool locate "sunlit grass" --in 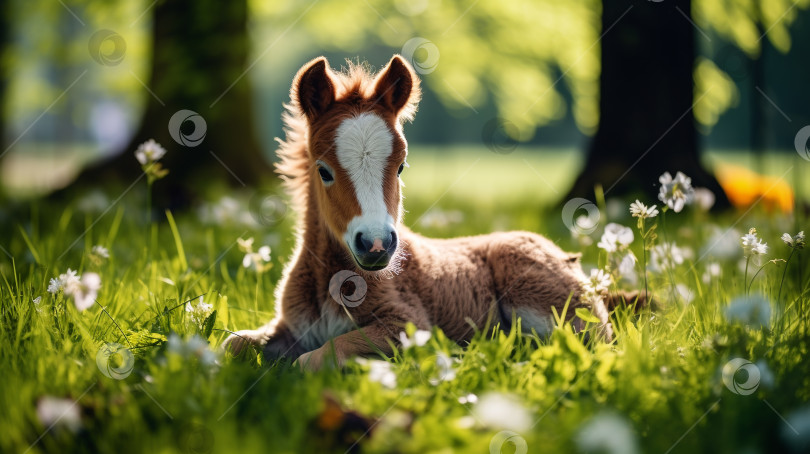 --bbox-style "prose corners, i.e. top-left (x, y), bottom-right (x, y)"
top-left (1, 149), bottom-right (809, 453)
